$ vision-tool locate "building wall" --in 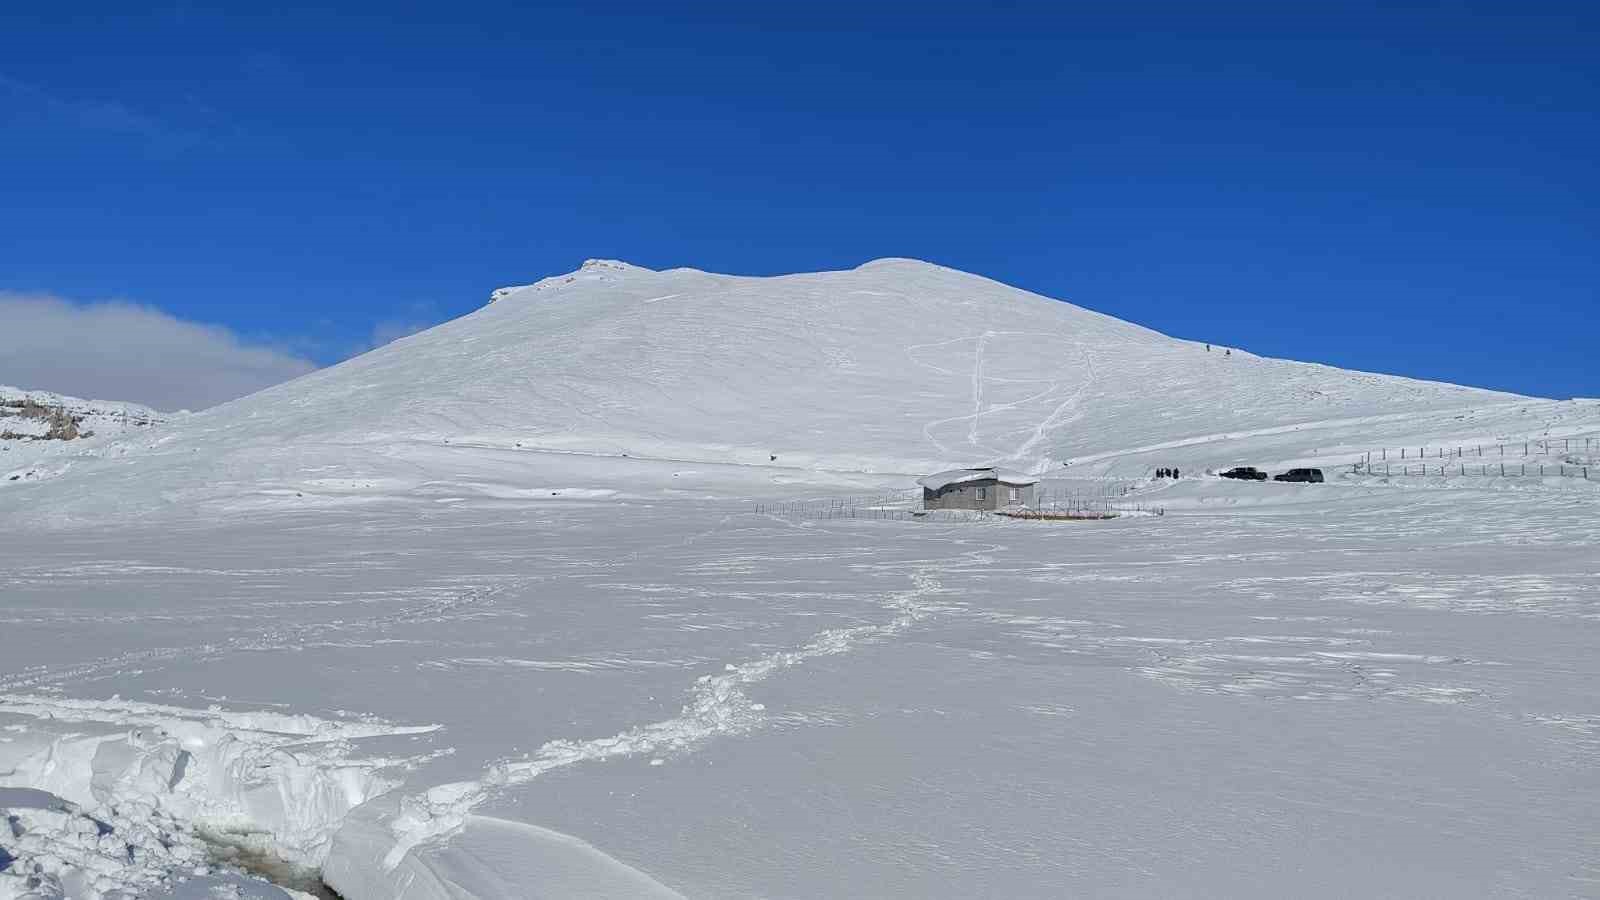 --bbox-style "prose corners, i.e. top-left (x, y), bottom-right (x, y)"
top-left (923, 480), bottom-right (1035, 510)
top-left (1014, 482), bottom-right (1037, 509)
